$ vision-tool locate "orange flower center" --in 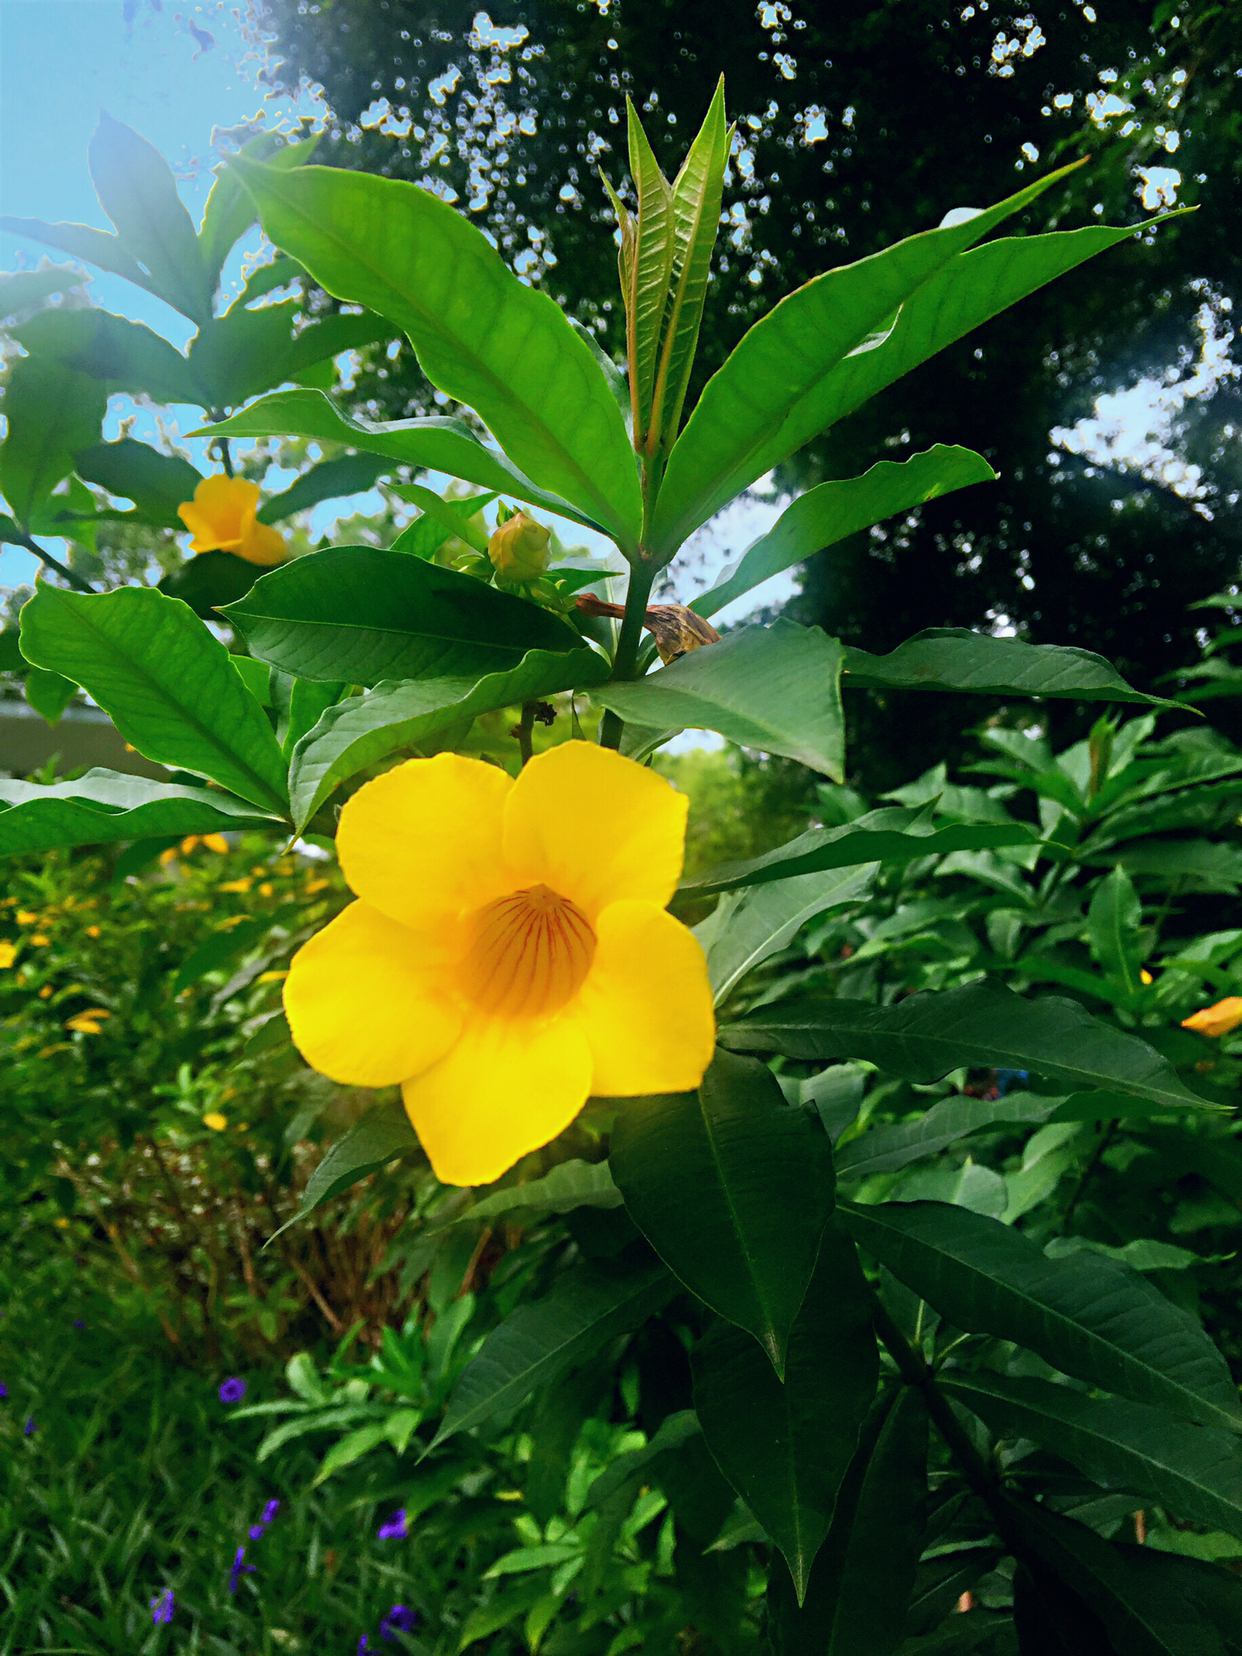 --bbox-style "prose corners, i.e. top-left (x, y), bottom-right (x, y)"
top-left (460, 884), bottom-right (596, 1018)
